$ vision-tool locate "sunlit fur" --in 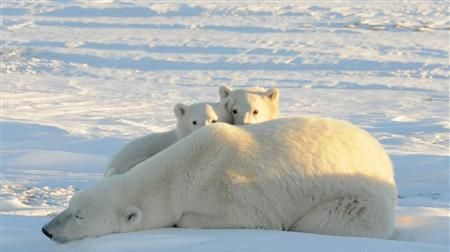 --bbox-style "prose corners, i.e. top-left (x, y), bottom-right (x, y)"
top-left (219, 85), bottom-right (279, 125)
top-left (104, 102), bottom-right (231, 177)
top-left (45, 117), bottom-right (396, 242)
top-left (173, 102), bottom-right (231, 139)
